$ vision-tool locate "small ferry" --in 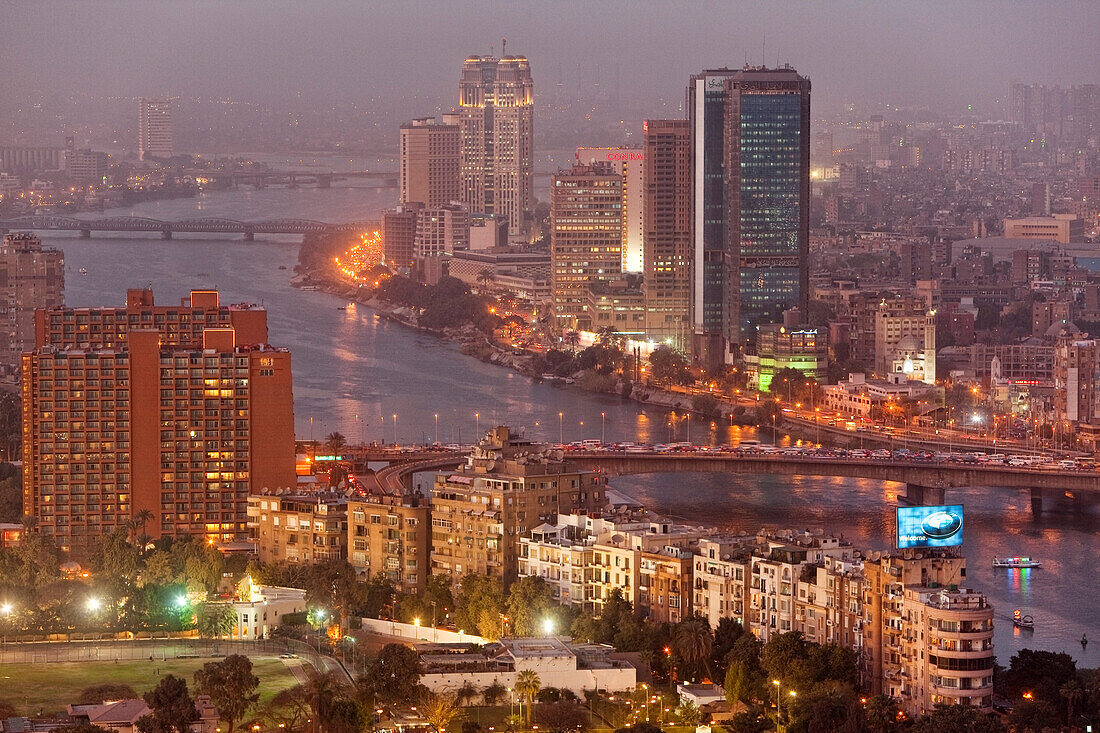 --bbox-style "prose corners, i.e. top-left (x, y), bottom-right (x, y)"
top-left (1013, 610), bottom-right (1035, 630)
top-left (993, 556), bottom-right (1042, 568)
top-left (78, 267), bottom-right (88, 276)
